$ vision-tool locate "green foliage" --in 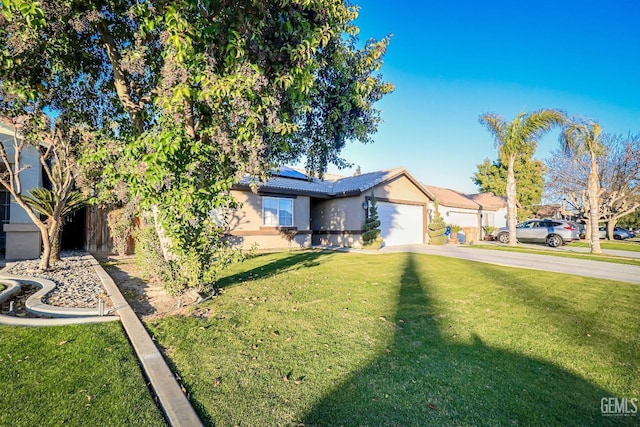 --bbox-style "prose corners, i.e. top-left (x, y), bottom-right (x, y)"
top-left (618, 209), bottom-right (640, 229)
top-left (2, 0), bottom-right (393, 291)
top-left (106, 203), bottom-right (136, 256)
top-left (133, 220), bottom-right (247, 296)
top-left (23, 187), bottom-right (86, 219)
top-left (362, 193), bottom-right (381, 245)
top-left (133, 222), bottom-right (166, 283)
top-left (448, 224), bottom-right (462, 234)
top-left (472, 154), bottom-right (546, 220)
top-left (428, 201), bottom-right (447, 245)
top-left (479, 109), bottom-right (565, 245)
